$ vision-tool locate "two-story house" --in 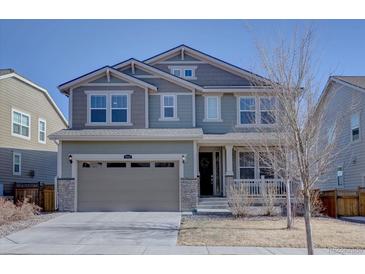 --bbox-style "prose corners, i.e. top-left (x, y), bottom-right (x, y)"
top-left (316, 76), bottom-right (365, 191)
top-left (0, 69), bottom-right (68, 196)
top-left (49, 45), bottom-right (279, 212)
